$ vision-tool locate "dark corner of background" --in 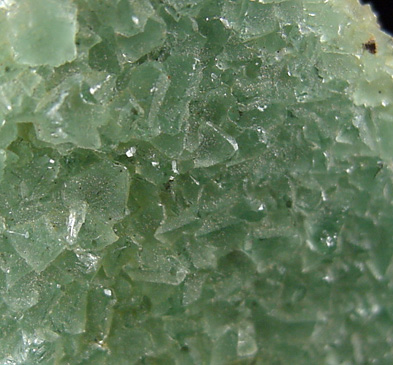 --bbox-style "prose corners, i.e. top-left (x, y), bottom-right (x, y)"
top-left (360, 0), bottom-right (393, 35)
